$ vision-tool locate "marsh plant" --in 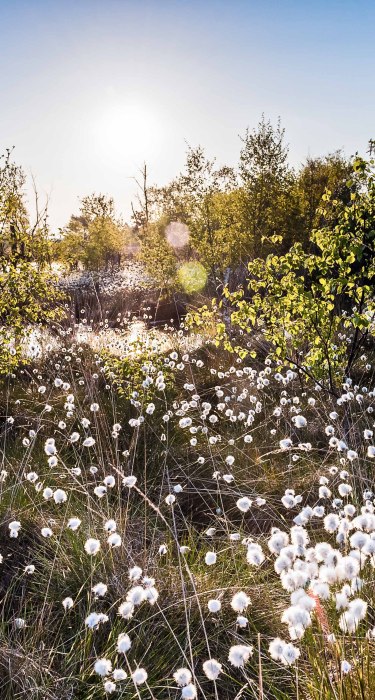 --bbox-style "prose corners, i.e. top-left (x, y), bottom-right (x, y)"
top-left (1, 144), bottom-right (375, 699)
top-left (1, 324), bottom-right (375, 699)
